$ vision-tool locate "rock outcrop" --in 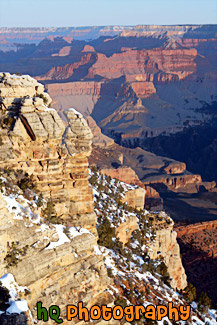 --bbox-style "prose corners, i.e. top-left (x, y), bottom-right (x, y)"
top-left (145, 186), bottom-right (163, 211)
top-left (86, 116), bottom-right (114, 148)
top-left (0, 73), bottom-right (96, 234)
top-left (148, 212), bottom-right (187, 290)
top-left (0, 192), bottom-right (112, 324)
top-left (100, 166), bottom-right (143, 187)
top-left (0, 73), bottom-right (116, 324)
top-left (115, 215), bottom-right (138, 246)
